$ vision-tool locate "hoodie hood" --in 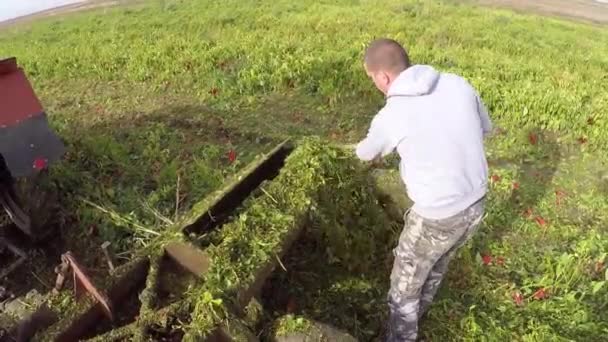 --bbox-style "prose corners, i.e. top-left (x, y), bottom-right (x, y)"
top-left (387, 64), bottom-right (440, 97)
